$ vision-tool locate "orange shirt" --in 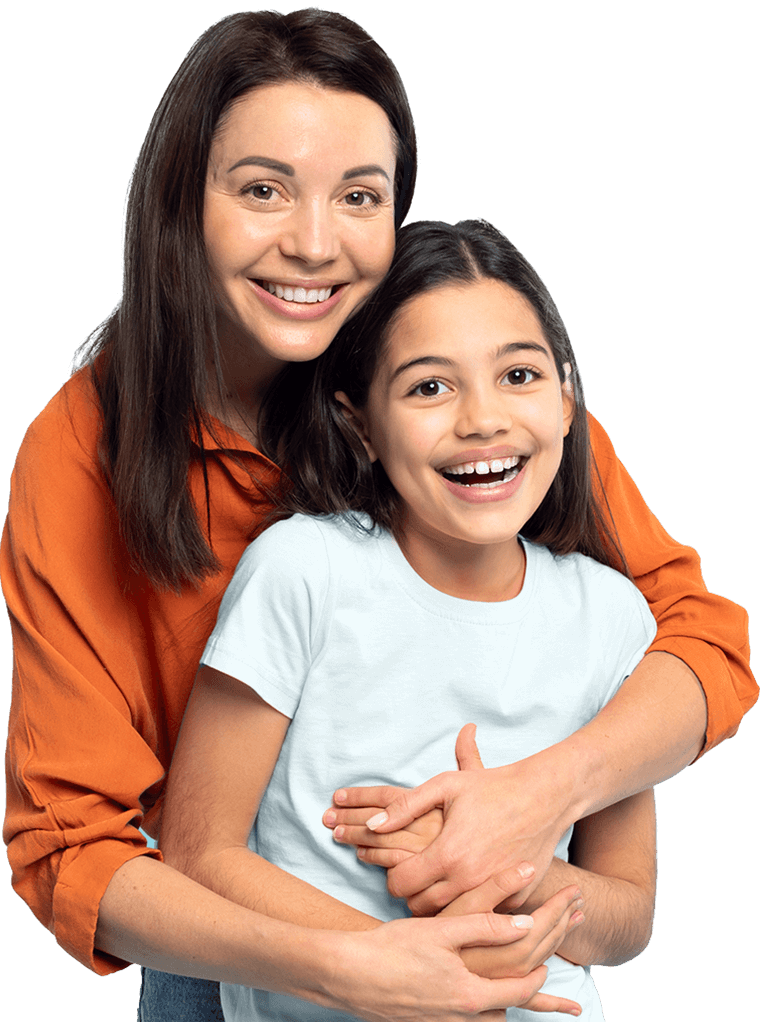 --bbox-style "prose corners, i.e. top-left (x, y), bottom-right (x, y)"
top-left (2, 368), bottom-right (756, 974)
